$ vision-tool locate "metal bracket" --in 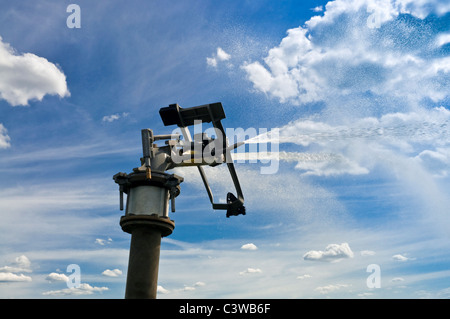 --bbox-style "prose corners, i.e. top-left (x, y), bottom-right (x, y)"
top-left (164, 174), bottom-right (183, 213)
top-left (159, 102), bottom-right (245, 217)
top-left (113, 172), bottom-right (129, 211)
